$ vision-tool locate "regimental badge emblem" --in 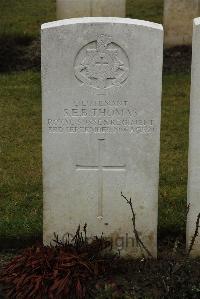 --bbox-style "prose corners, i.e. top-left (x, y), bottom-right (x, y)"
top-left (74, 34), bottom-right (129, 90)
